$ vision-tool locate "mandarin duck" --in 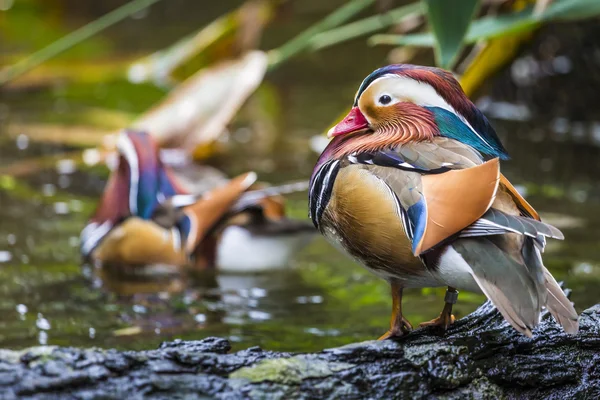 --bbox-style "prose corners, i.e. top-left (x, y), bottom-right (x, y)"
top-left (309, 64), bottom-right (579, 339)
top-left (81, 130), bottom-right (315, 272)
